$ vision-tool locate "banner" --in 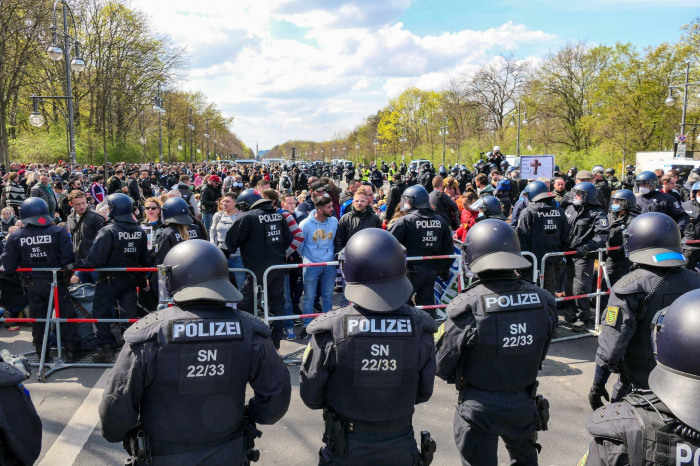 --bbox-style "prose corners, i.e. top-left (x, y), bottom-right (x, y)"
top-left (433, 245), bottom-right (464, 320)
top-left (520, 155), bottom-right (554, 180)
